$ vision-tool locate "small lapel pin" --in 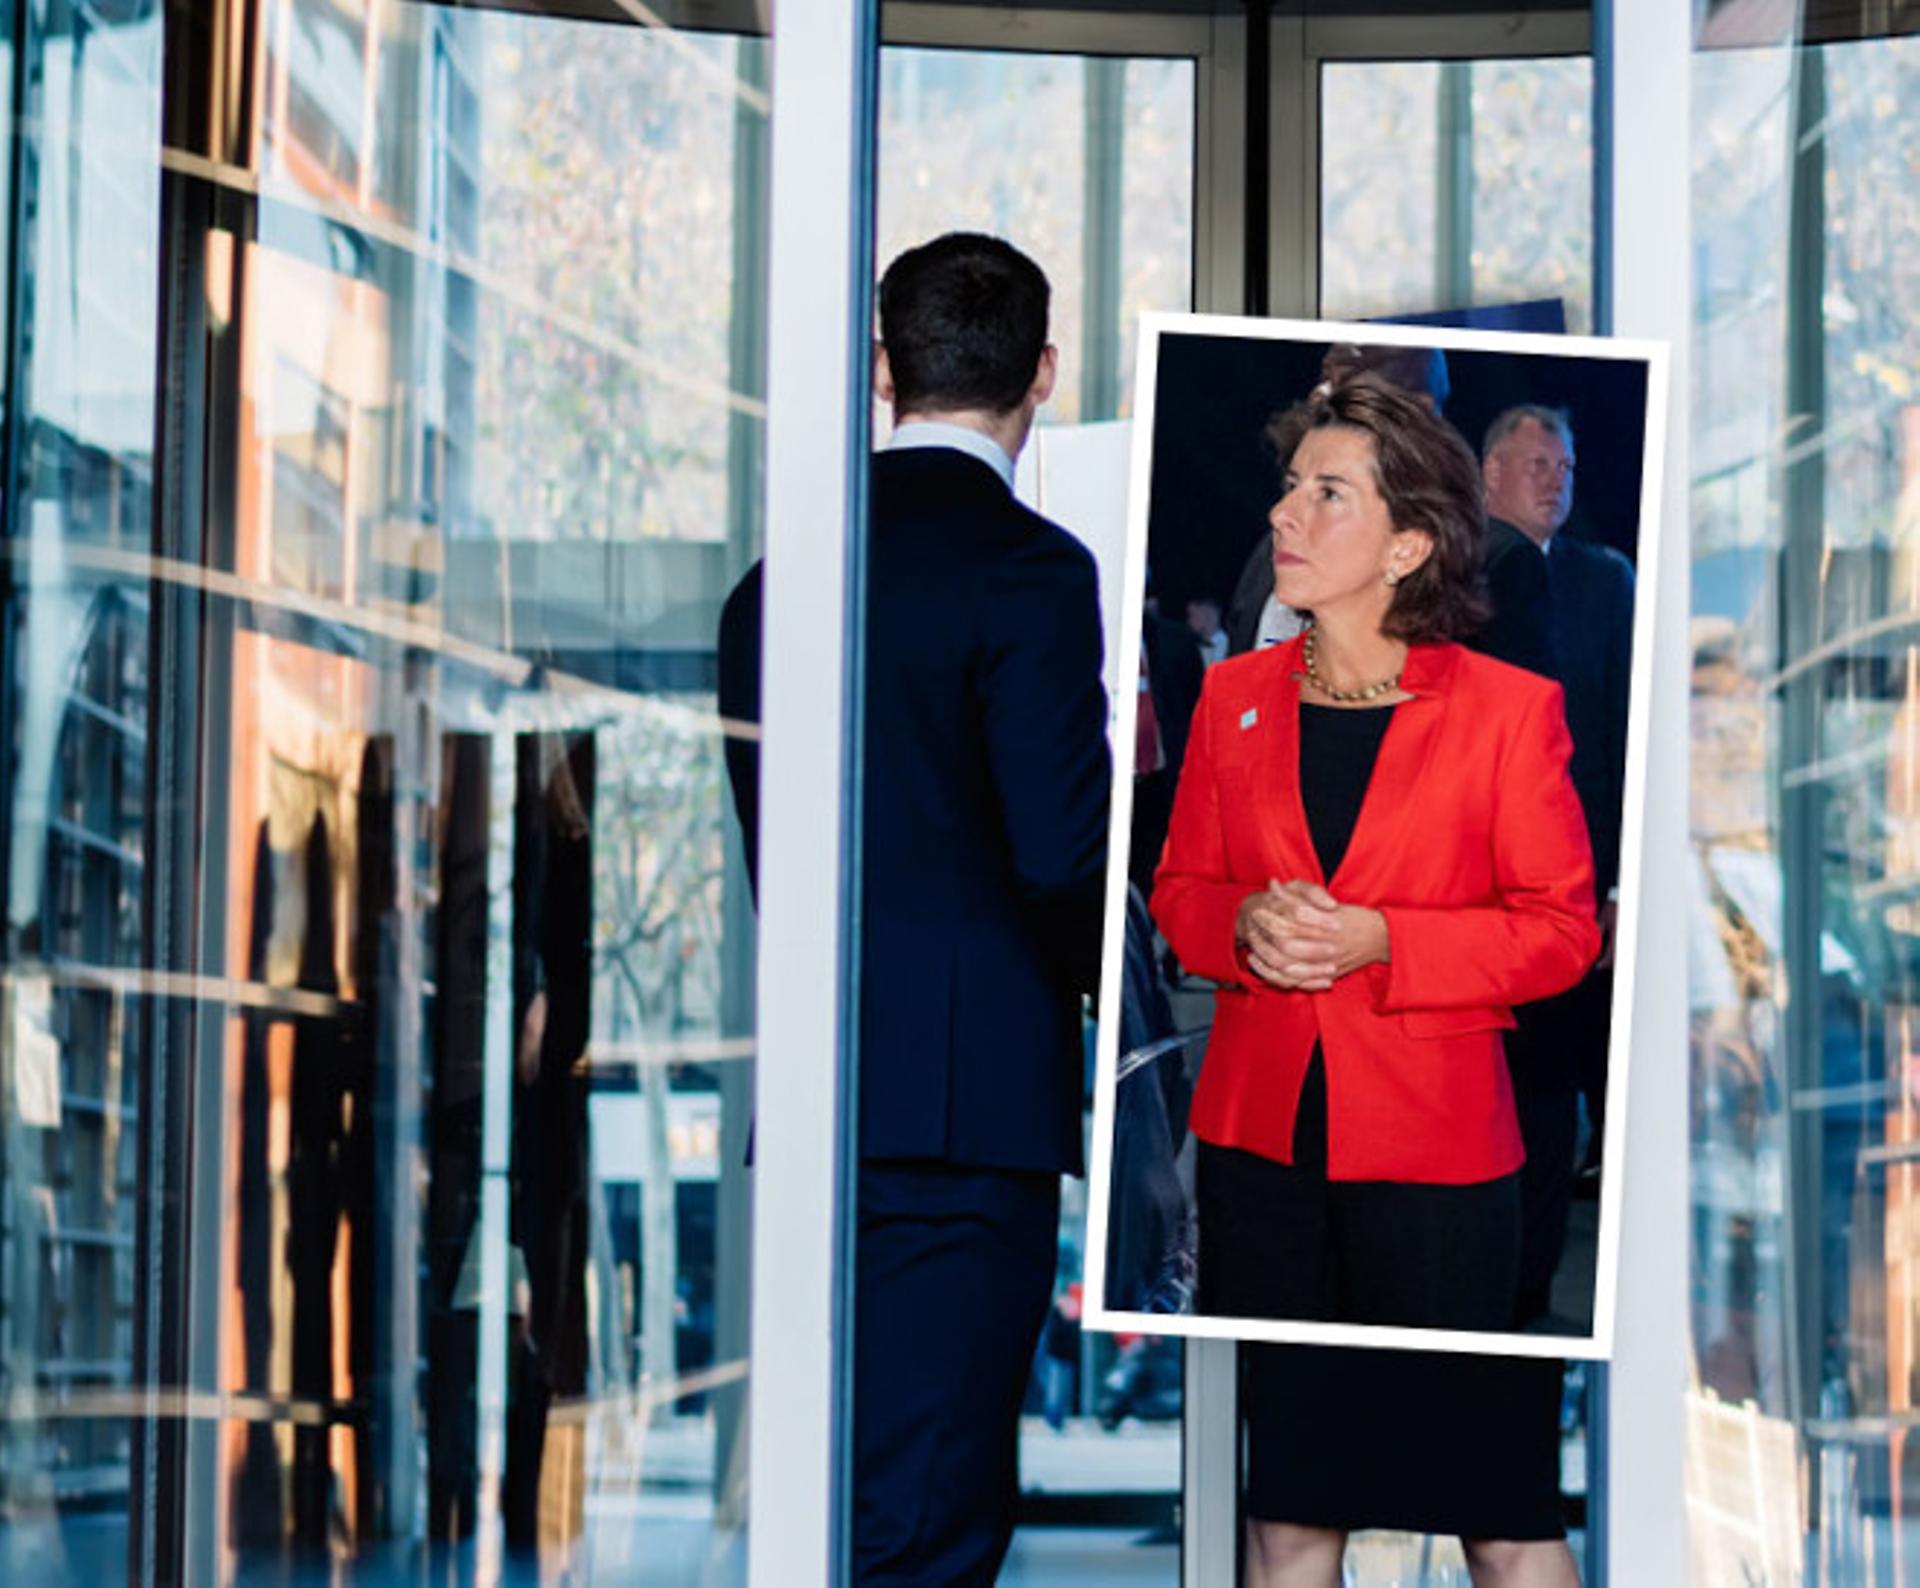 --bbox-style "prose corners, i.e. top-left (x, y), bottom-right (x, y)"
top-left (1239, 708), bottom-right (1259, 730)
